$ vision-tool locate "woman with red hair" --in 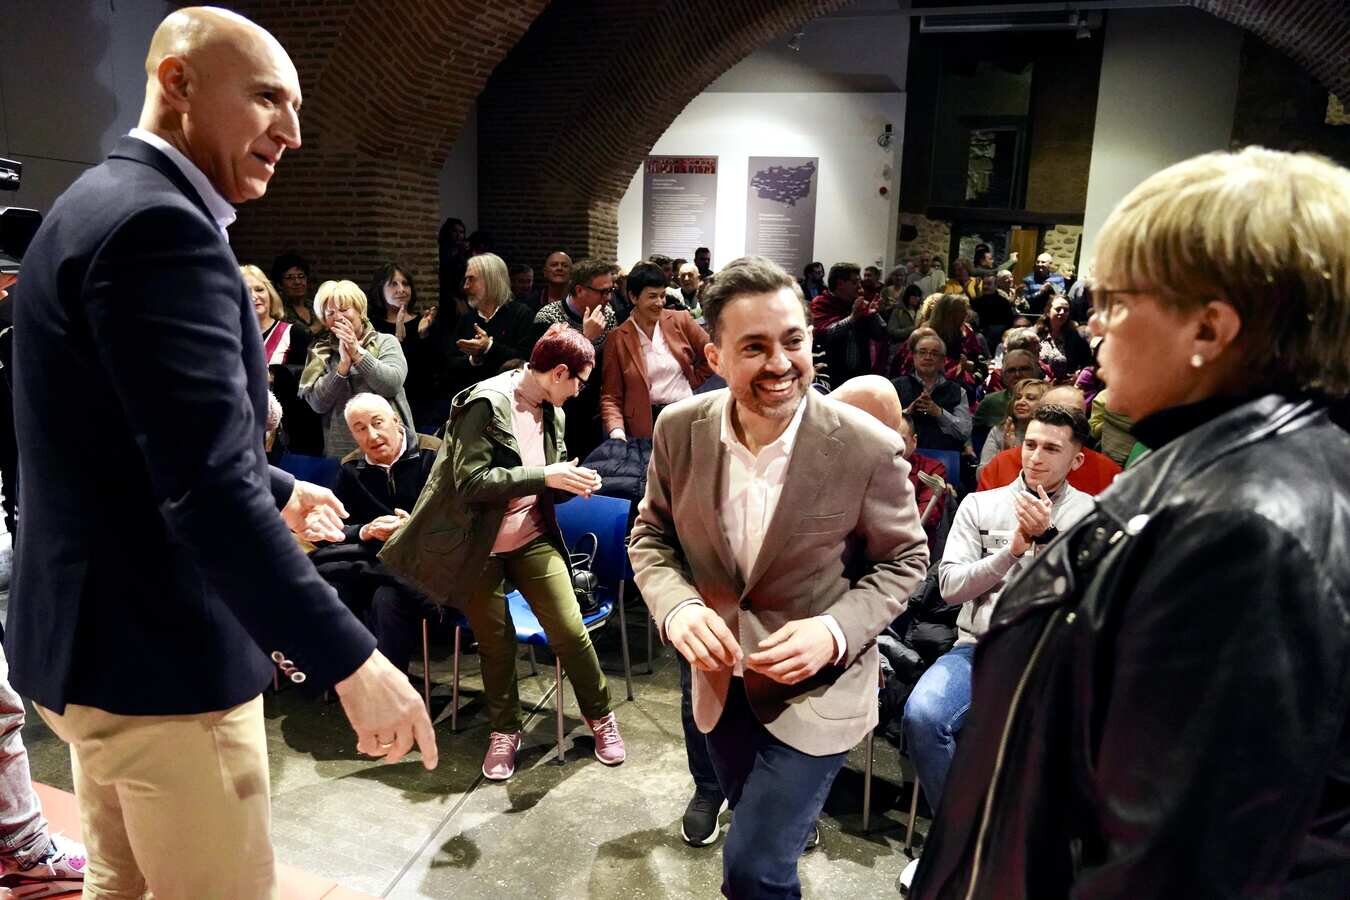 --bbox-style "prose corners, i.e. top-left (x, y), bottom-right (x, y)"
top-left (380, 324), bottom-right (626, 782)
